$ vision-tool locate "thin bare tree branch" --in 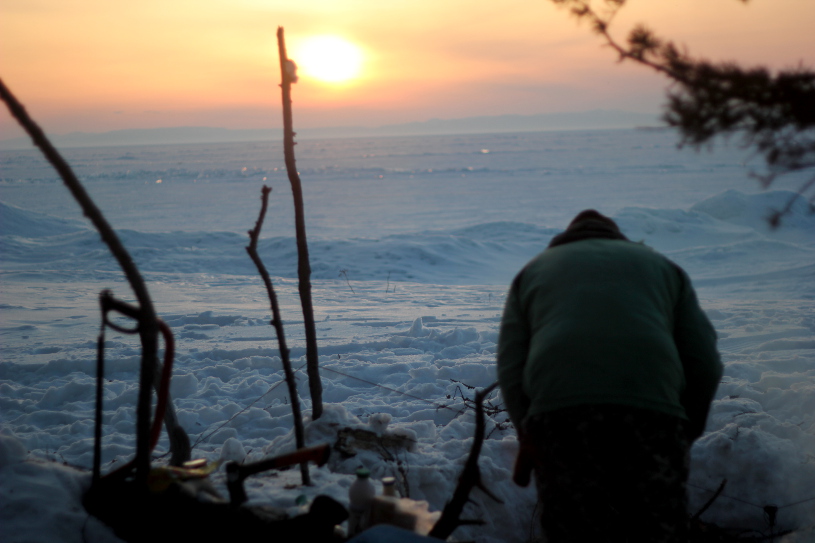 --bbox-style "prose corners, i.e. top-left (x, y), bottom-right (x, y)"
top-left (429, 381), bottom-right (502, 540)
top-left (0, 77), bottom-right (190, 484)
top-left (246, 186), bottom-right (310, 486)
